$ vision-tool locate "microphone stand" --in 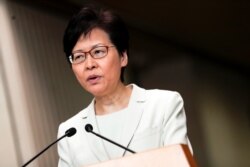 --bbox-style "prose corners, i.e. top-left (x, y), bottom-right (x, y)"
top-left (22, 128), bottom-right (76, 167)
top-left (85, 124), bottom-right (136, 154)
